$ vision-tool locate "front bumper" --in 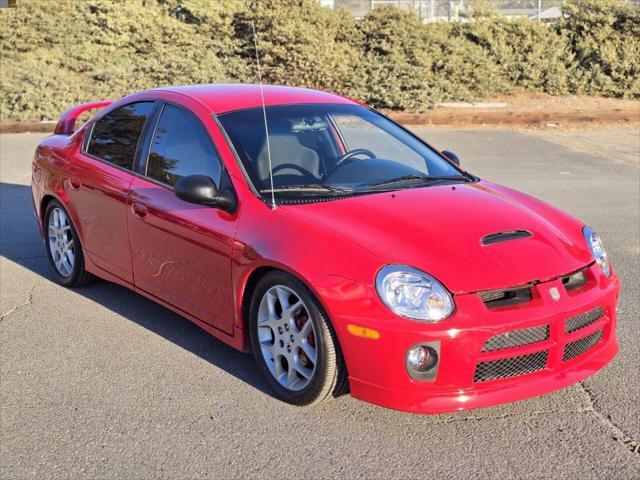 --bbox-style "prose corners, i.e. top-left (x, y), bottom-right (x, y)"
top-left (315, 263), bottom-right (620, 414)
